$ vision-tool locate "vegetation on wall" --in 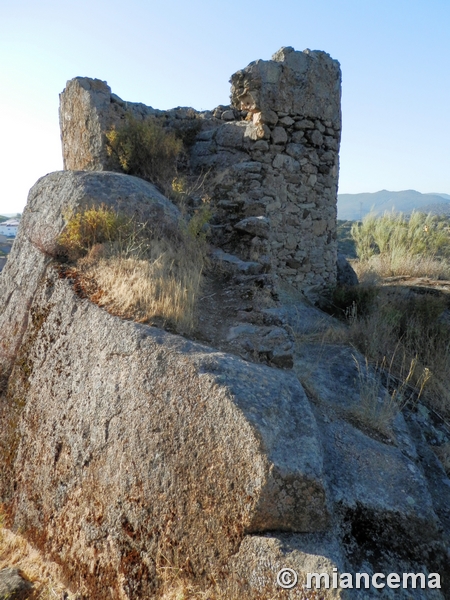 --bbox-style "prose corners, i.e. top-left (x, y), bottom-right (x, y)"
top-left (105, 114), bottom-right (202, 192)
top-left (57, 204), bottom-right (132, 261)
top-left (106, 115), bottom-right (183, 196)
